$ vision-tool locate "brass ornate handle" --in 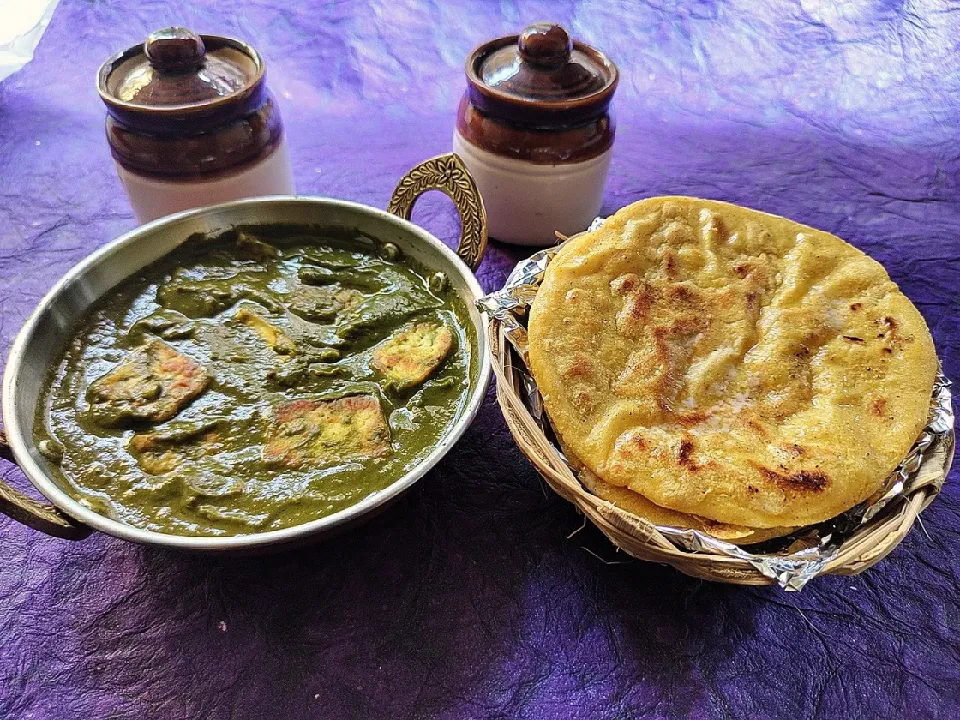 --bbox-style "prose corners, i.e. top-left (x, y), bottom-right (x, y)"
top-left (0, 429), bottom-right (91, 540)
top-left (388, 153), bottom-right (488, 272)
